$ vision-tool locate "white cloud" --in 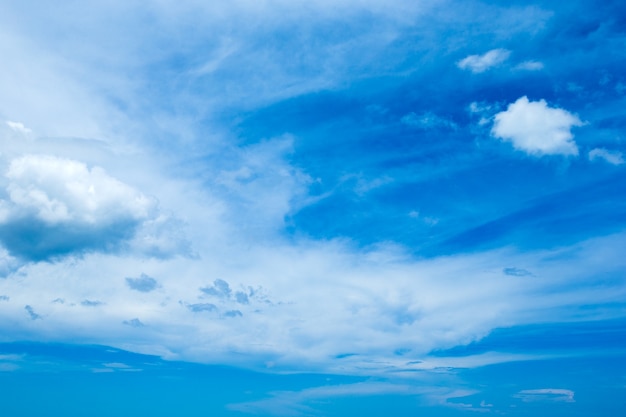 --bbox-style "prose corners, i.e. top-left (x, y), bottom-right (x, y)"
top-left (5, 121), bottom-right (32, 135)
top-left (515, 388), bottom-right (575, 403)
top-left (491, 96), bottom-right (583, 156)
top-left (588, 148), bottom-right (624, 165)
top-left (0, 154), bottom-right (157, 261)
top-left (514, 60), bottom-right (544, 71)
top-left (457, 49), bottom-right (511, 73)
top-left (1, 230), bottom-right (624, 374)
